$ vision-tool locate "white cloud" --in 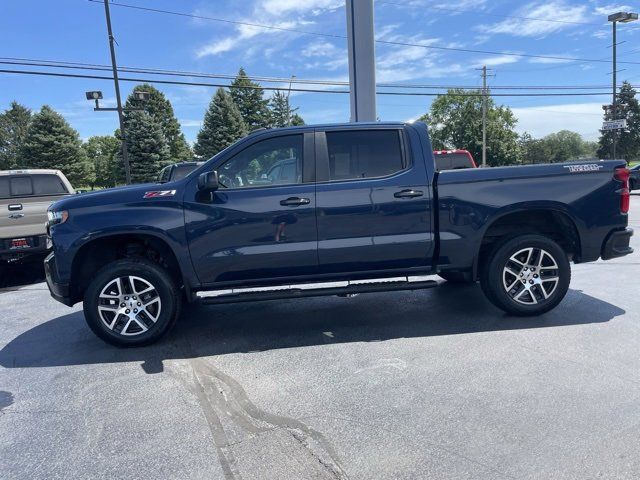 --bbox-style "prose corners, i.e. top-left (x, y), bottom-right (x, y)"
top-left (259, 0), bottom-right (343, 16)
top-left (475, 55), bottom-right (520, 67)
top-left (196, 38), bottom-right (237, 58)
top-left (478, 1), bottom-right (588, 38)
top-left (180, 119), bottom-right (203, 128)
top-left (511, 102), bottom-right (606, 140)
top-left (527, 55), bottom-right (575, 64)
top-left (593, 4), bottom-right (633, 16)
